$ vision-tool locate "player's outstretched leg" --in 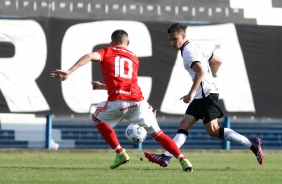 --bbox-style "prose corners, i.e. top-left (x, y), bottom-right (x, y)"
top-left (250, 137), bottom-right (264, 165)
top-left (110, 151), bottom-right (130, 169)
